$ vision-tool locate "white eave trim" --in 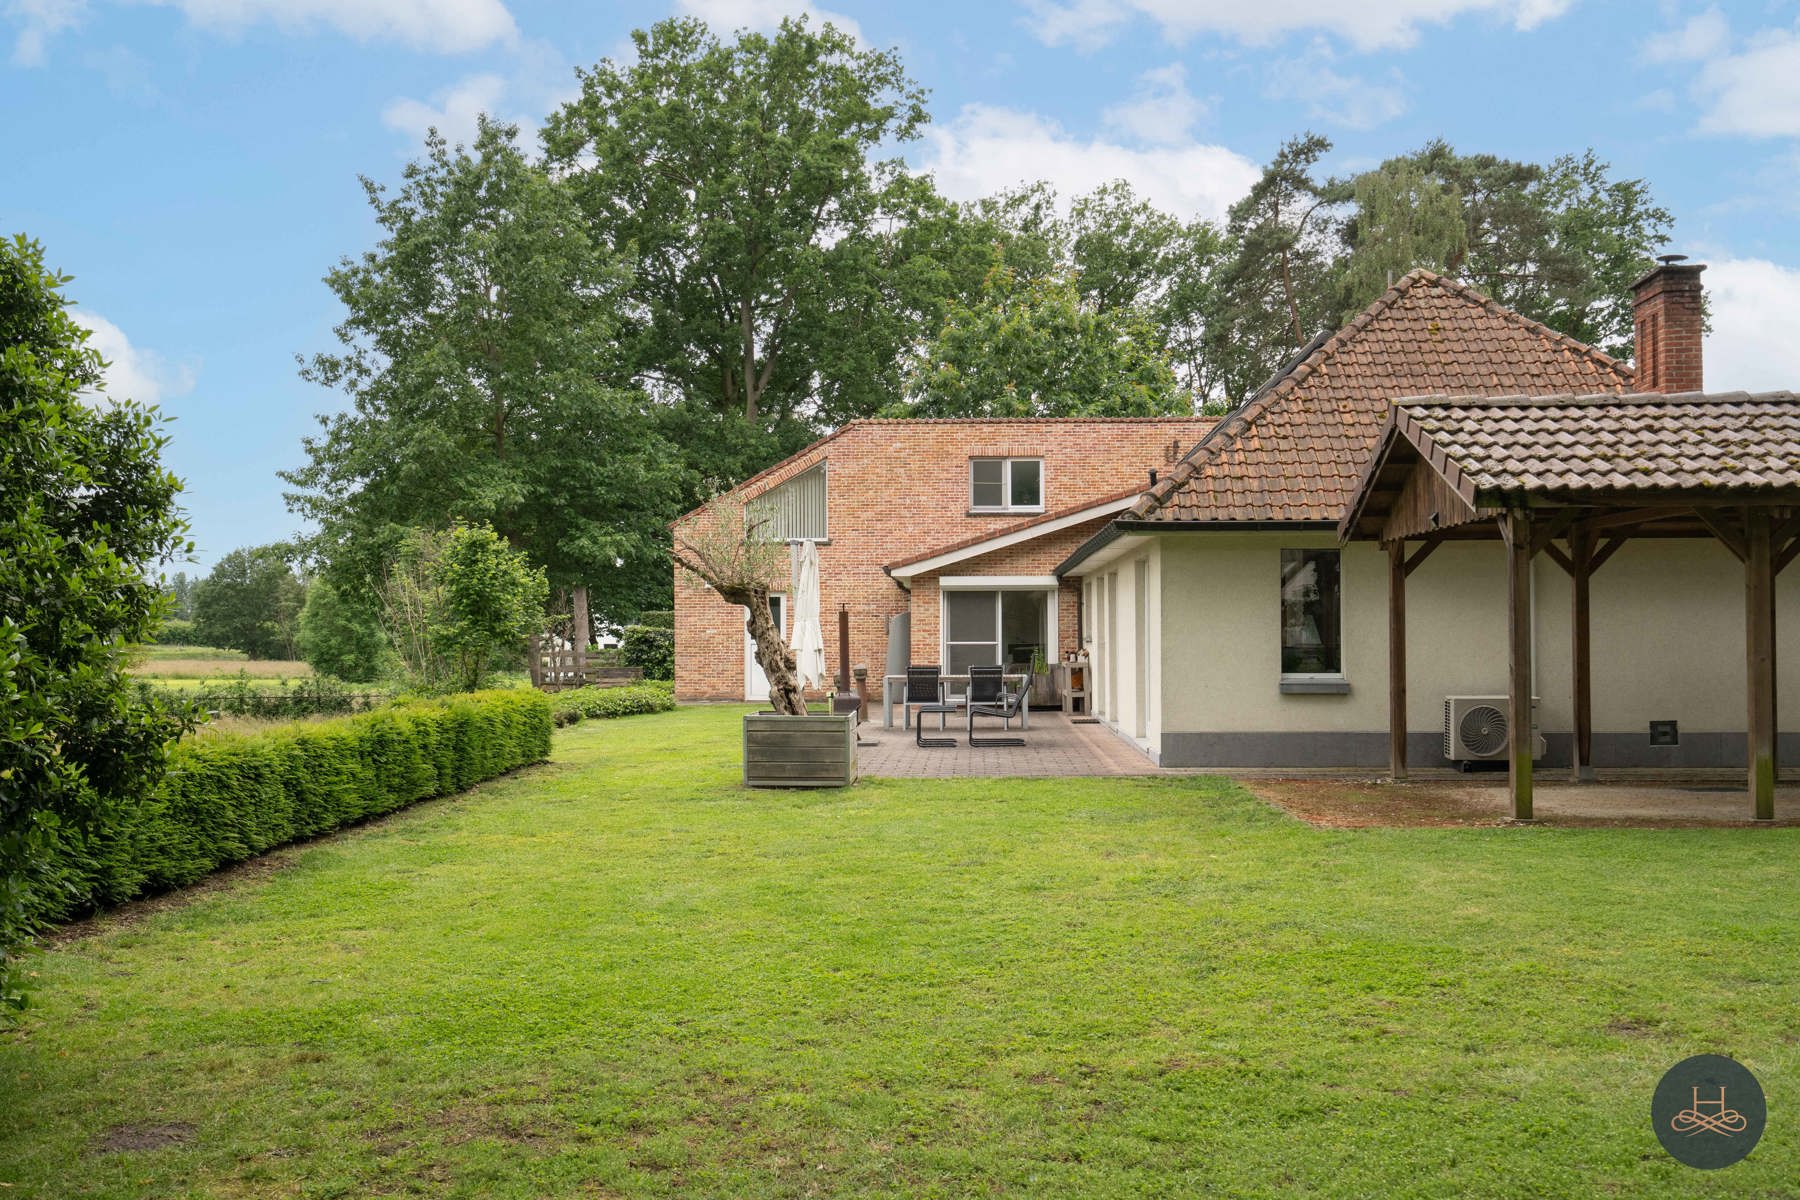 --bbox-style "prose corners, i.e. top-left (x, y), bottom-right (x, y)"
top-left (938, 575), bottom-right (1060, 589)
top-left (887, 496), bottom-right (1137, 581)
